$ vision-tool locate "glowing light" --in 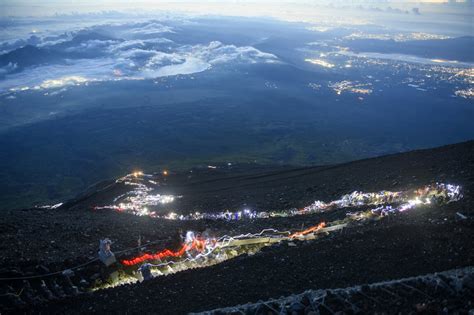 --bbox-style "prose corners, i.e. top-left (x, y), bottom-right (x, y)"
top-left (133, 171), bottom-right (144, 178)
top-left (163, 170), bottom-right (169, 176)
top-left (160, 195), bottom-right (175, 204)
top-left (454, 88), bottom-right (474, 99)
top-left (38, 202), bottom-right (63, 209)
top-left (39, 76), bottom-right (90, 89)
top-left (120, 223), bottom-right (329, 267)
top-left (112, 183), bottom-right (463, 285)
top-left (166, 212), bottom-right (178, 220)
top-left (94, 180), bottom-right (462, 223)
top-left (329, 80), bottom-right (372, 95)
top-left (289, 222), bottom-right (326, 238)
top-left (122, 237), bottom-right (207, 266)
top-left (305, 58), bottom-right (335, 68)
top-left (100, 183), bottom-right (463, 288)
top-left (431, 59), bottom-right (457, 64)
